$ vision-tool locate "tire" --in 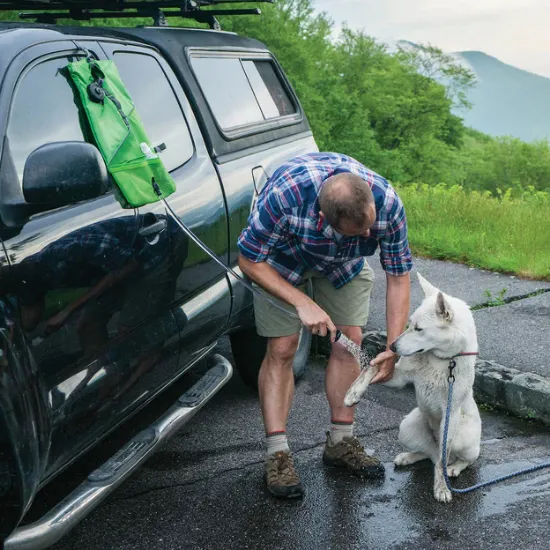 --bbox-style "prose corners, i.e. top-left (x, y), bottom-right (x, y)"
top-left (229, 282), bottom-right (312, 389)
